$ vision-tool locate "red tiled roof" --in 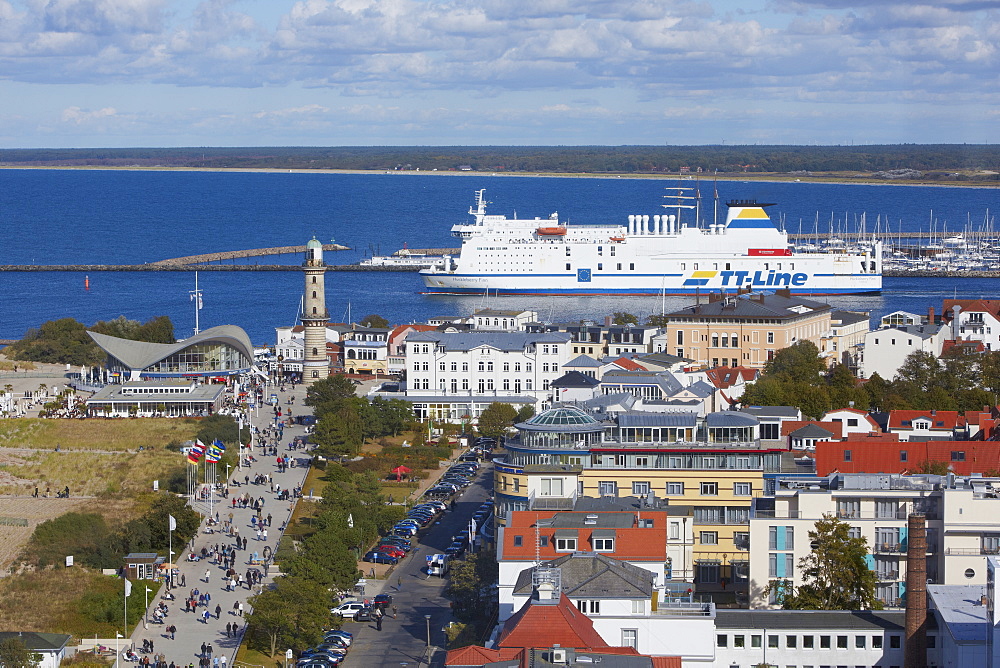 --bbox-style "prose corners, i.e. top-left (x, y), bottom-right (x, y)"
top-left (942, 299), bottom-right (1000, 319)
top-left (651, 658), bottom-right (684, 668)
top-left (942, 339), bottom-right (986, 355)
top-left (816, 440), bottom-right (1000, 476)
top-left (887, 410), bottom-right (965, 431)
top-left (781, 420), bottom-right (844, 439)
top-left (502, 511), bottom-right (668, 562)
top-left (445, 645), bottom-right (502, 666)
top-left (611, 357), bottom-right (646, 371)
top-left (497, 594), bottom-right (610, 650)
top-left (704, 366), bottom-right (757, 389)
